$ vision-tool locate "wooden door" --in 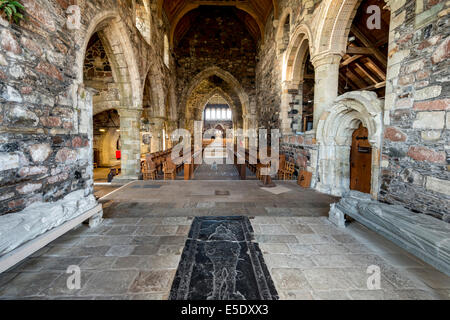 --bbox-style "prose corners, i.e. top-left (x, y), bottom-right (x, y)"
top-left (350, 123), bottom-right (372, 193)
